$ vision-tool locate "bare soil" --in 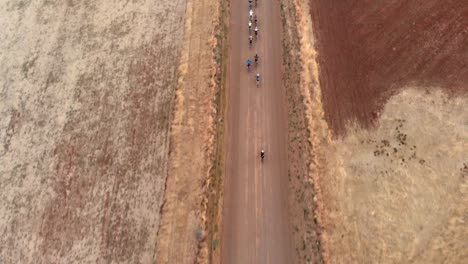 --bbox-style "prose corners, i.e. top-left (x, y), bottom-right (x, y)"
top-left (309, 0), bottom-right (468, 134)
top-left (0, 0), bottom-right (186, 263)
